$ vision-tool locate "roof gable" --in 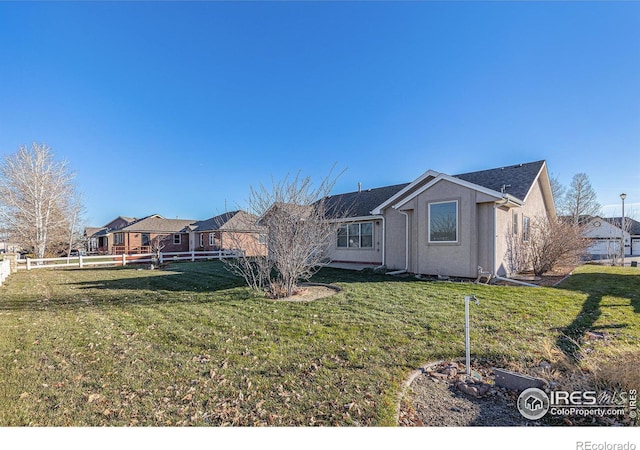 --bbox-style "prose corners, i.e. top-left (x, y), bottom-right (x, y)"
top-left (102, 216), bottom-right (136, 230)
